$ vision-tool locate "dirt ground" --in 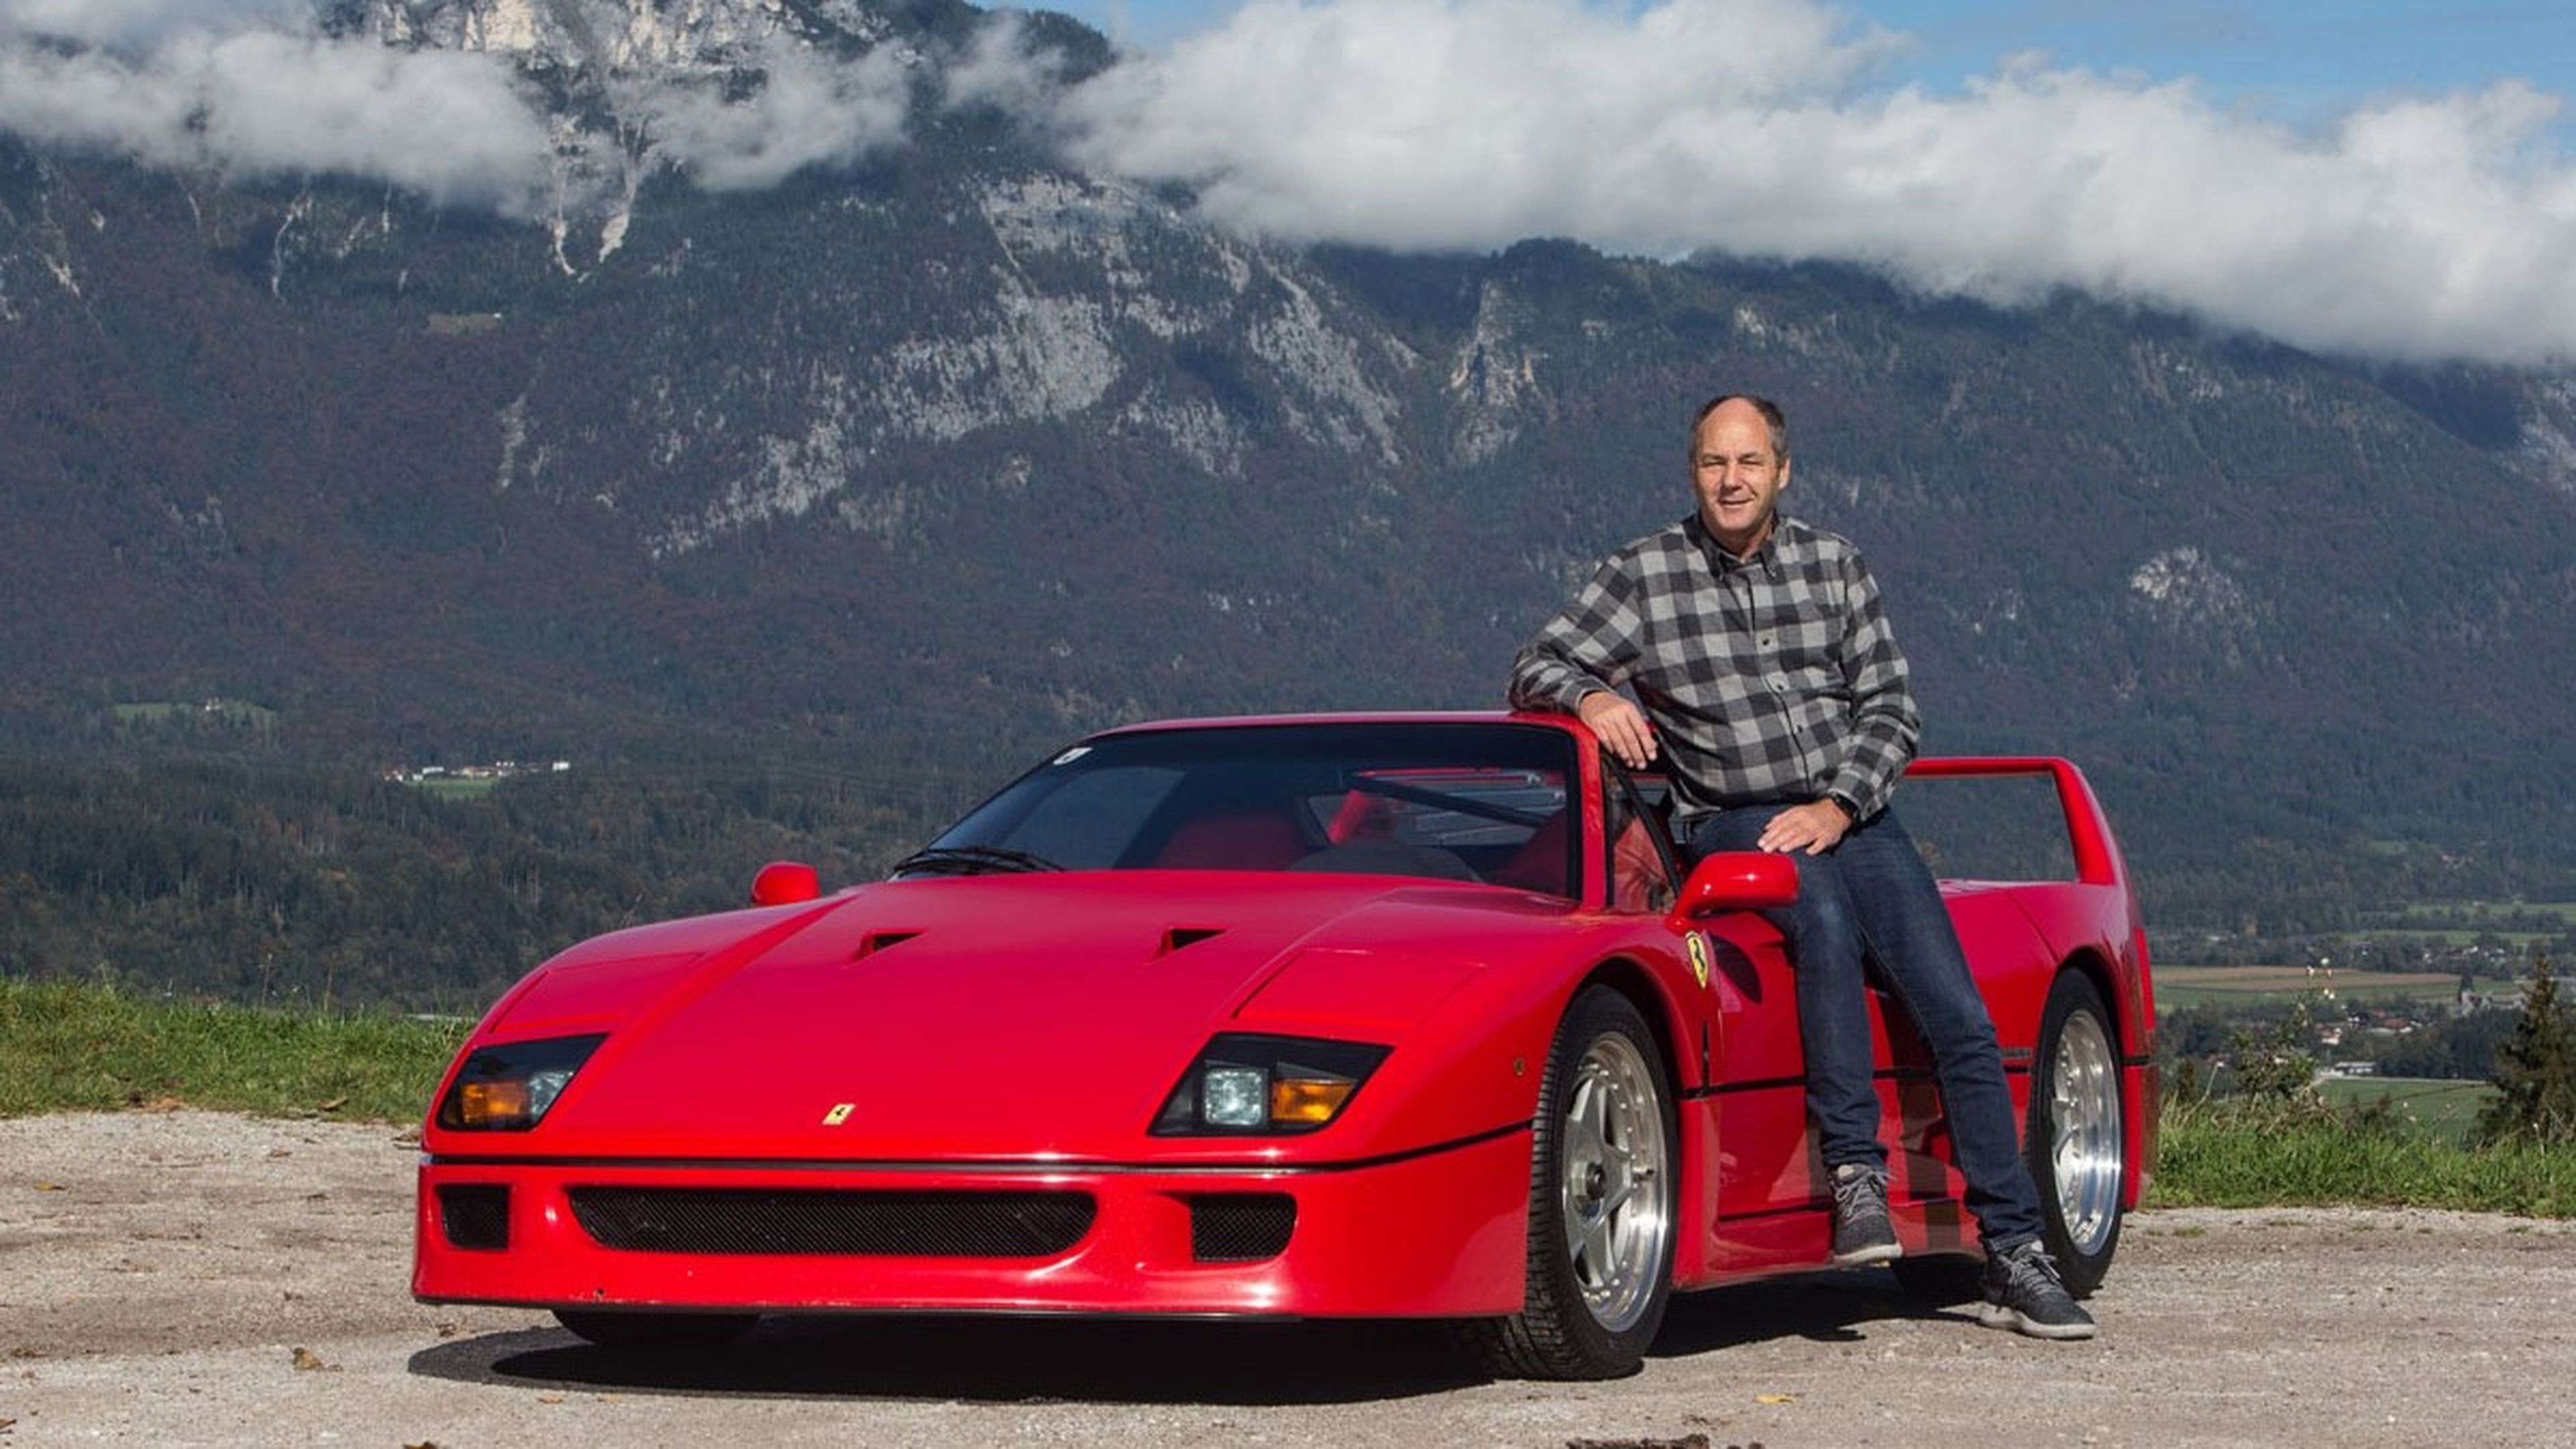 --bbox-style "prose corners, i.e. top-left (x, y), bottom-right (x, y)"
top-left (3, 1109), bottom-right (2572, 1448)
